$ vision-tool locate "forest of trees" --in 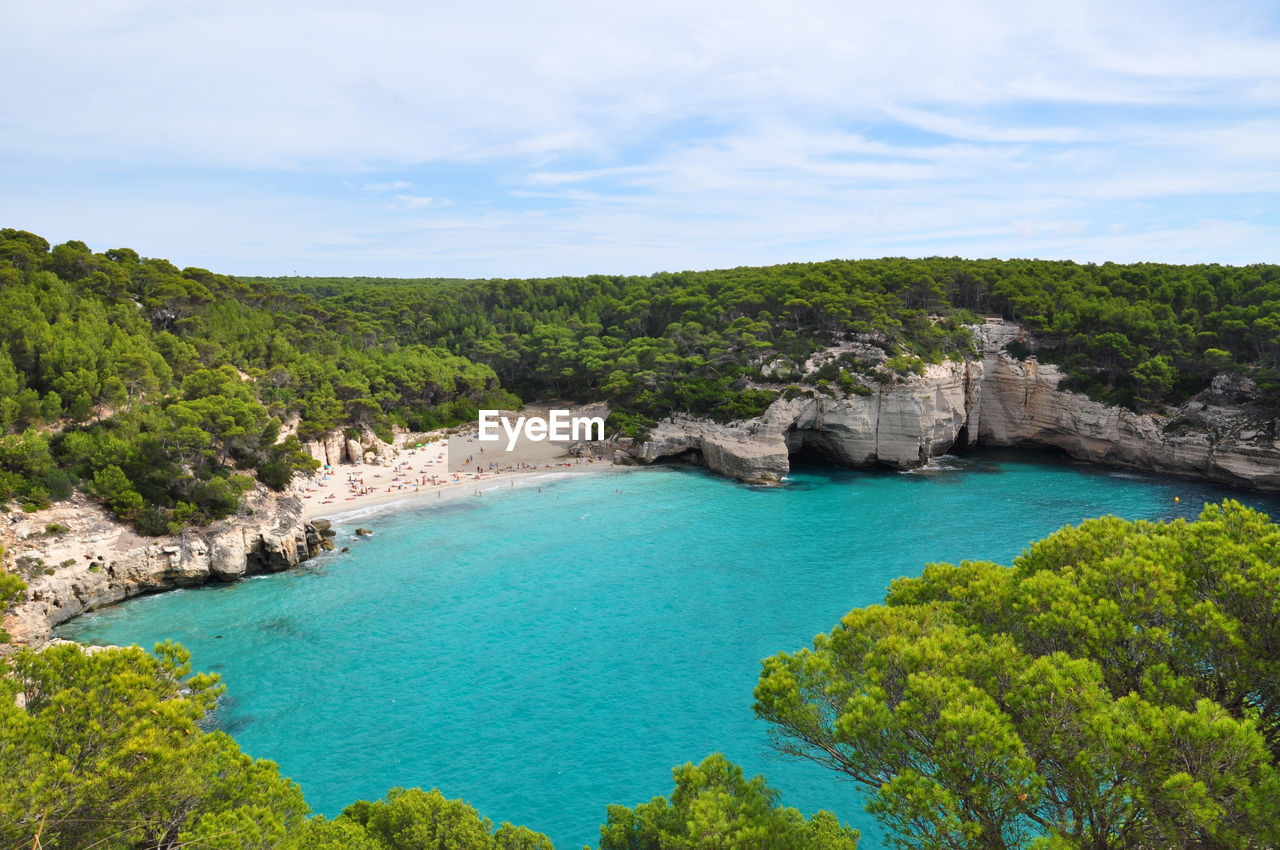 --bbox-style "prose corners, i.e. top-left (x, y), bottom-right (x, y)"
top-left (3, 227), bottom-right (1279, 532)
top-left (0, 229), bottom-right (513, 534)
top-left (259, 255), bottom-right (1280, 420)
